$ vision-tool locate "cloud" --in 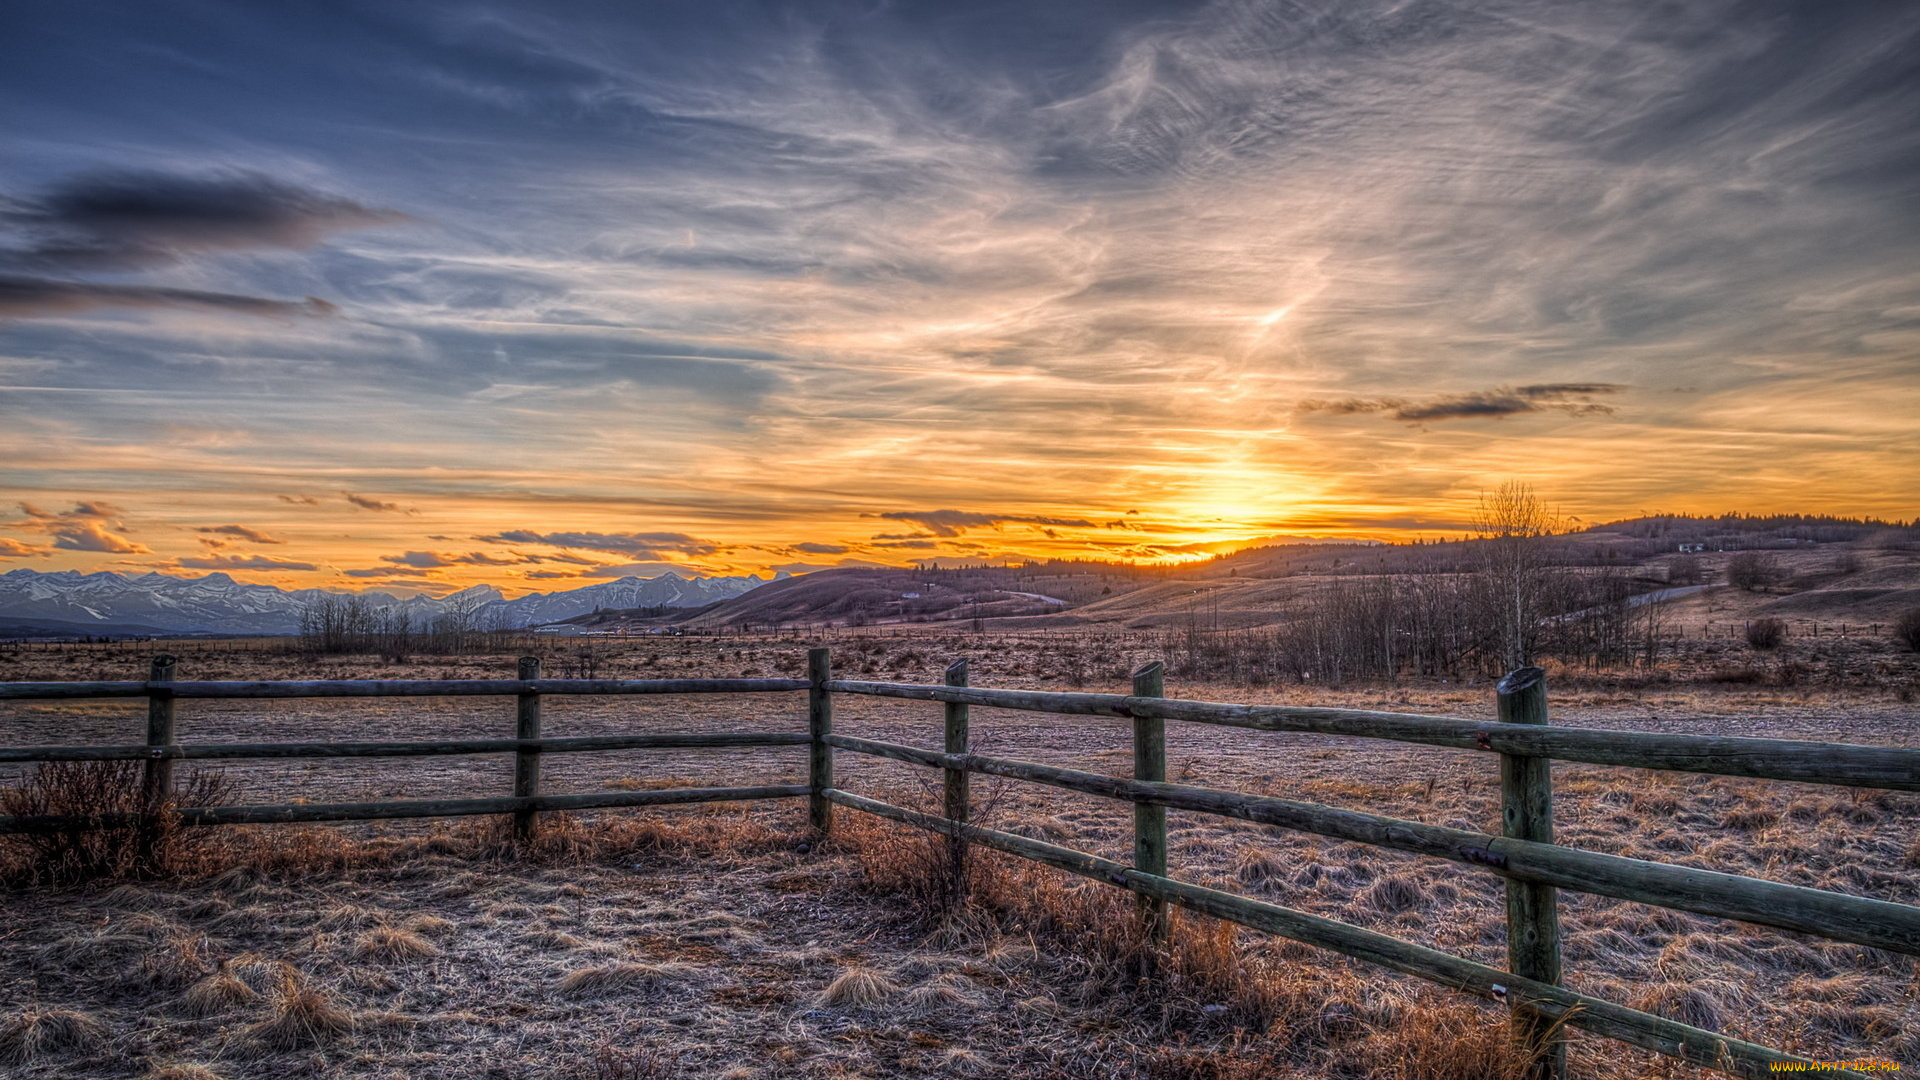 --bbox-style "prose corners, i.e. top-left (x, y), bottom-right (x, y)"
top-left (1298, 385), bottom-right (1628, 424)
top-left (790, 542), bottom-right (850, 554)
top-left (277, 494), bottom-right (321, 505)
top-left (3, 3), bottom-right (1919, 564)
top-left (11, 501), bottom-right (149, 553)
top-left (1, 170), bottom-right (408, 272)
top-left (198, 524), bottom-right (284, 544)
top-left (341, 492), bottom-right (417, 514)
top-left (475, 530), bottom-right (720, 557)
top-left (0, 537), bottom-right (51, 558)
top-left (0, 275), bottom-right (339, 320)
top-left (381, 549), bottom-right (531, 567)
top-left (578, 562), bottom-right (702, 578)
top-left (767, 559), bottom-right (895, 574)
top-left (342, 566), bottom-right (437, 578)
top-left (877, 510), bottom-right (1098, 538)
top-left (175, 554), bottom-right (318, 571)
